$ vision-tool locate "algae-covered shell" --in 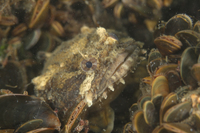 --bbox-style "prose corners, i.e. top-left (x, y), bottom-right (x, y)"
top-left (154, 35), bottom-right (182, 56)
